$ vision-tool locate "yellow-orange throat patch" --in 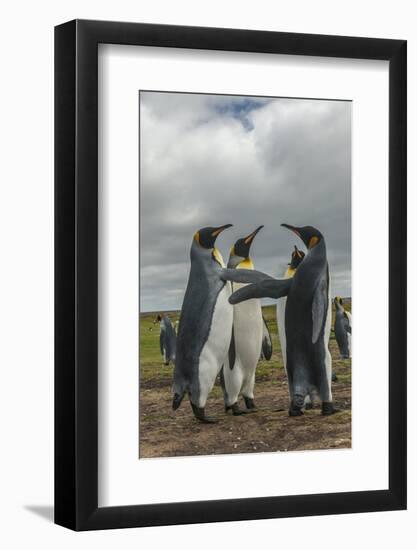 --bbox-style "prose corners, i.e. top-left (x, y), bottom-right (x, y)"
top-left (237, 258), bottom-right (254, 269)
top-left (212, 247), bottom-right (225, 267)
top-left (284, 267), bottom-right (296, 278)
